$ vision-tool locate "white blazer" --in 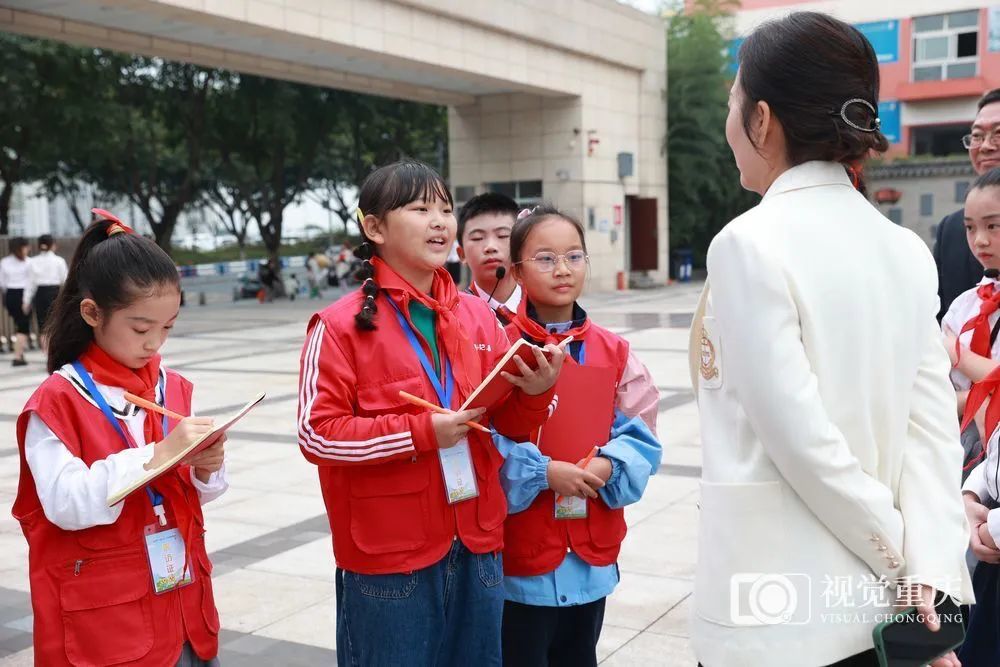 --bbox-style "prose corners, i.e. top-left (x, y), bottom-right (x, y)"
top-left (688, 161), bottom-right (974, 667)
